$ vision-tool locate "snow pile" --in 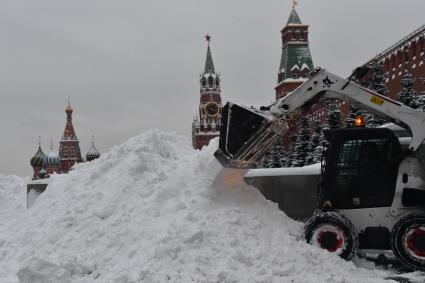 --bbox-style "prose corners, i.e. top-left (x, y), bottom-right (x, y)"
top-left (0, 130), bottom-right (397, 282)
top-left (0, 174), bottom-right (28, 223)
